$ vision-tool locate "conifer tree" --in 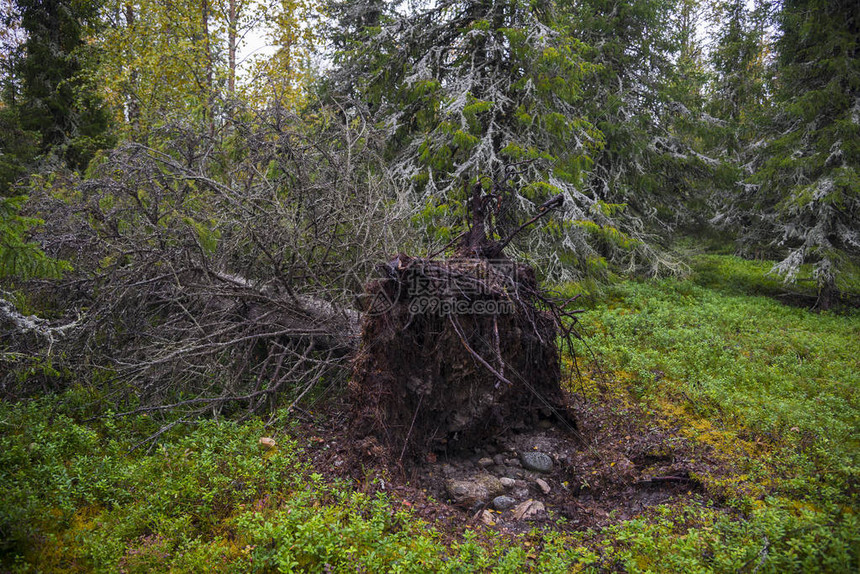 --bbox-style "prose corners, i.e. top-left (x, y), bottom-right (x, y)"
top-left (0, 0), bottom-right (99, 283)
top-left (707, 0), bottom-right (770, 157)
top-left (323, 0), bottom-right (394, 109)
top-left (554, 0), bottom-right (715, 269)
top-left (11, 0), bottom-right (112, 170)
top-left (746, 0), bottom-right (859, 306)
top-left (705, 0), bottom-right (772, 243)
top-left (325, 0), bottom-right (655, 279)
